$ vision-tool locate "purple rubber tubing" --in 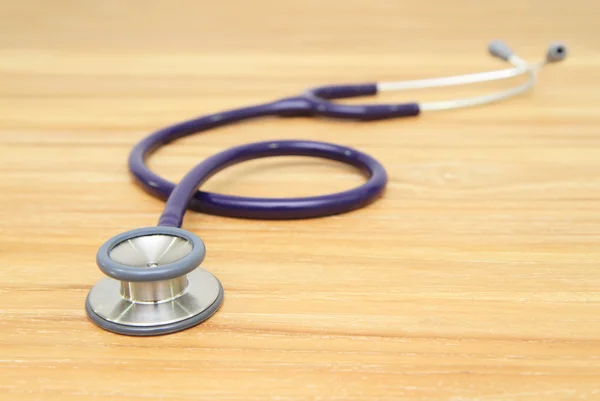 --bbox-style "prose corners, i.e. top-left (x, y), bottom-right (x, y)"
top-left (127, 83), bottom-right (421, 227)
